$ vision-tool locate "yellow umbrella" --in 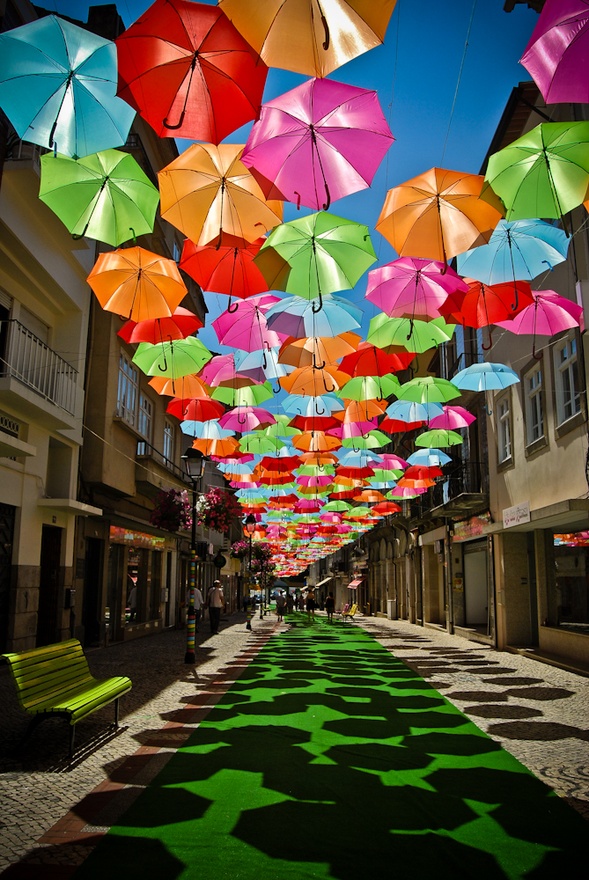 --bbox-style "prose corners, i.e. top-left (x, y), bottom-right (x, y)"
top-left (218, 0), bottom-right (397, 78)
top-left (158, 142), bottom-right (283, 246)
